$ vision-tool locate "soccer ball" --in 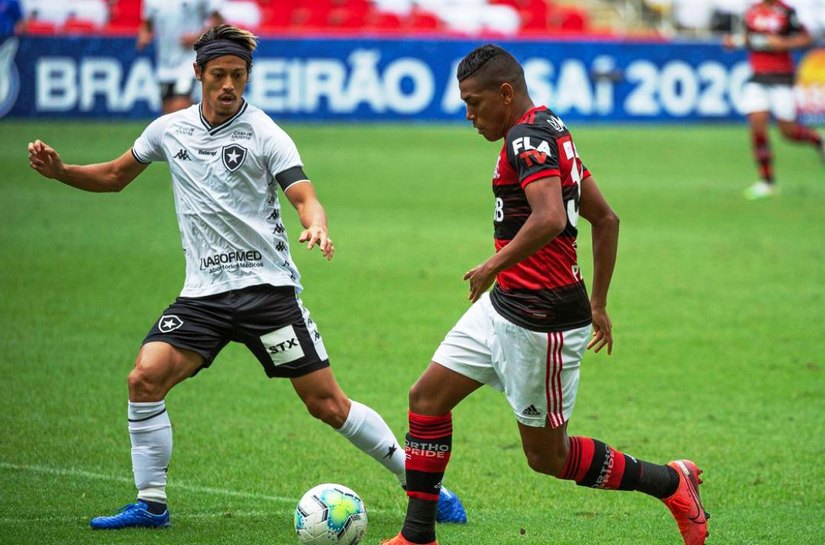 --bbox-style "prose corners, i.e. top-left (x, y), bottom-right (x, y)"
top-left (294, 483), bottom-right (368, 545)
